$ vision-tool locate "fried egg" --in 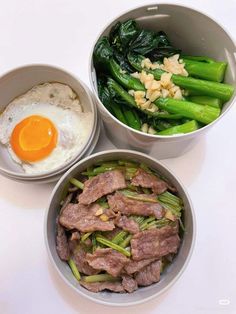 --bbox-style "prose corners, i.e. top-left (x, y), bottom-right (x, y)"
top-left (0, 83), bottom-right (93, 174)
